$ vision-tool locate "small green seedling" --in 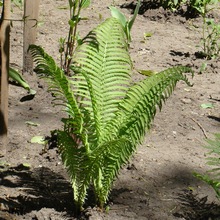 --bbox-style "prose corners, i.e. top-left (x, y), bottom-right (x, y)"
top-left (192, 0), bottom-right (220, 59)
top-left (109, 0), bottom-right (140, 43)
top-left (59, 0), bottom-right (91, 75)
top-left (159, 0), bottom-right (187, 11)
top-left (199, 62), bottom-right (207, 74)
